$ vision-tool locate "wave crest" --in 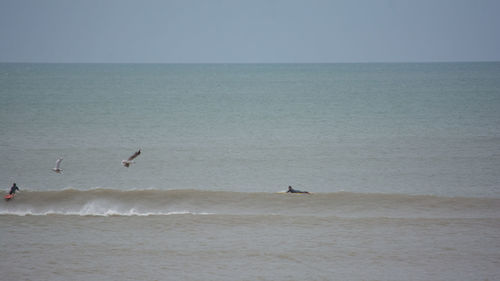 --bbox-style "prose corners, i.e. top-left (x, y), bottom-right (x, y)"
top-left (2, 188), bottom-right (499, 218)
